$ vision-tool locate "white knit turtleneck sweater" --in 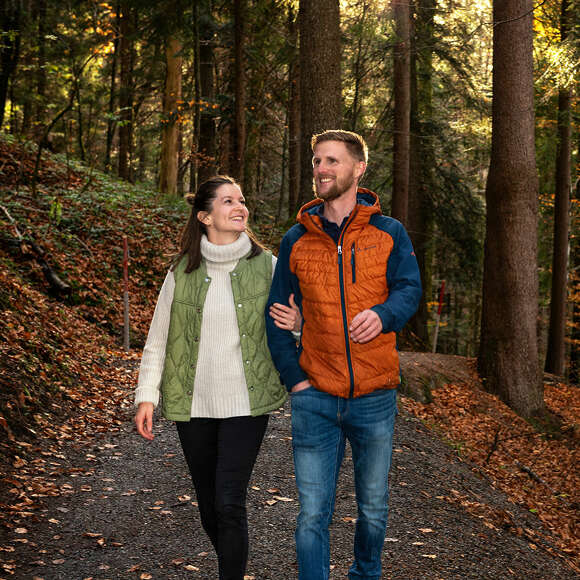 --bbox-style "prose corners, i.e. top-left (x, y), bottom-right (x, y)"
top-left (134, 232), bottom-right (277, 419)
